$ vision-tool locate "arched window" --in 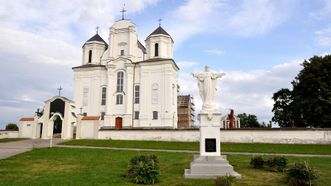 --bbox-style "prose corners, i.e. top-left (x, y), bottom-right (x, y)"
top-left (88, 50), bottom-right (92, 63)
top-left (134, 85), bottom-right (140, 104)
top-left (153, 111), bottom-right (158, 120)
top-left (117, 71), bottom-right (124, 92)
top-left (101, 87), bottom-right (107, 105)
top-left (152, 83), bottom-right (158, 104)
top-left (116, 94), bottom-right (123, 104)
top-left (154, 43), bottom-right (159, 57)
